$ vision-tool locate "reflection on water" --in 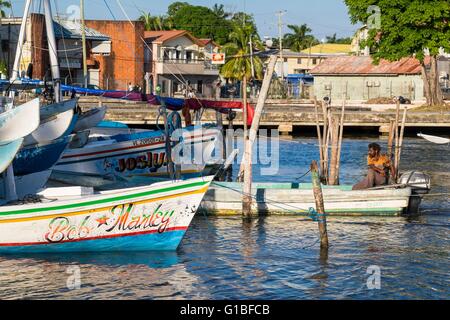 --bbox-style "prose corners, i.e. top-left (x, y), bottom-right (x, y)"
top-left (0, 138), bottom-right (448, 299)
